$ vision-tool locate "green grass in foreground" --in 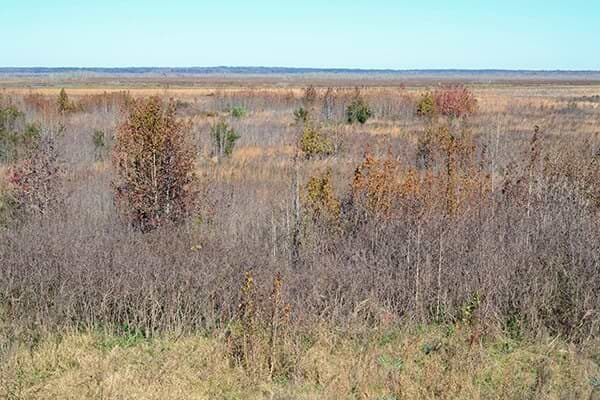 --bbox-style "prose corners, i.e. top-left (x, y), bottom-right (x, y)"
top-left (1, 325), bottom-right (599, 400)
